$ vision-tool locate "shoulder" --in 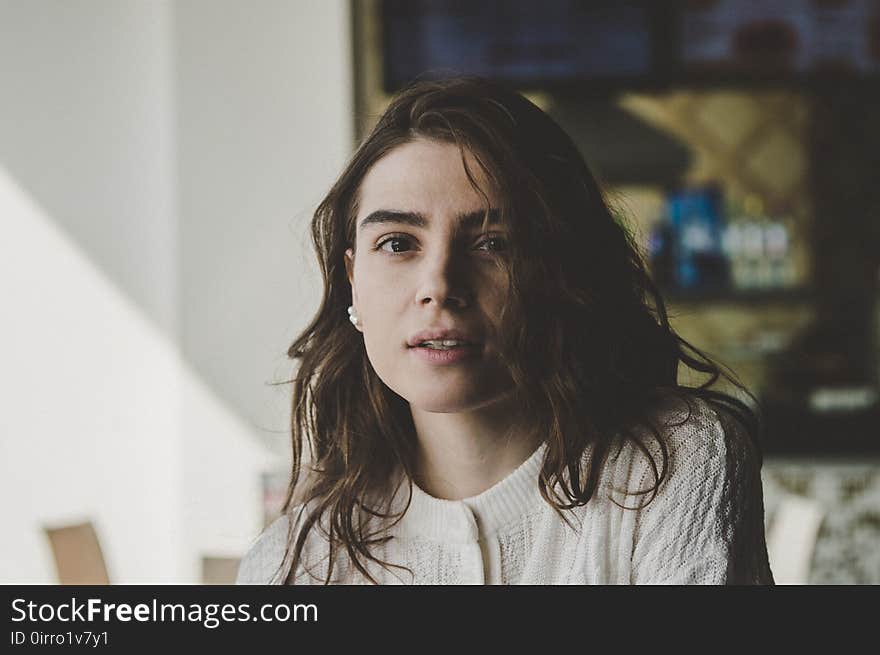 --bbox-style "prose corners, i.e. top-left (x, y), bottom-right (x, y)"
top-left (650, 395), bottom-right (729, 482)
top-left (602, 395), bottom-right (750, 503)
top-left (235, 512), bottom-right (295, 585)
top-left (618, 395), bottom-right (771, 584)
